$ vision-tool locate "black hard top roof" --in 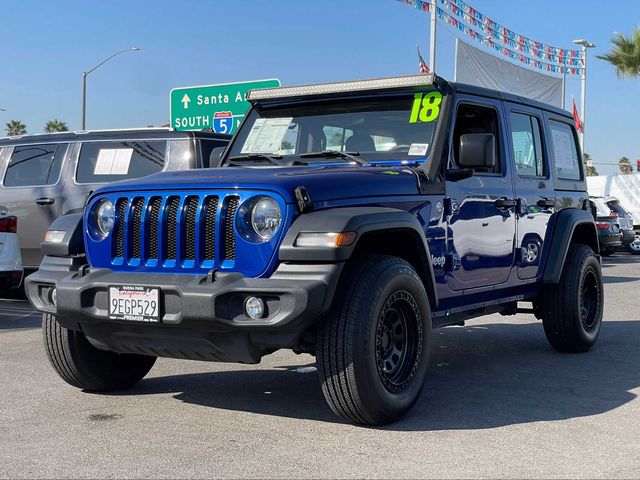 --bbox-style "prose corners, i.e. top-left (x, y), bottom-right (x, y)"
top-left (0, 127), bottom-right (230, 146)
